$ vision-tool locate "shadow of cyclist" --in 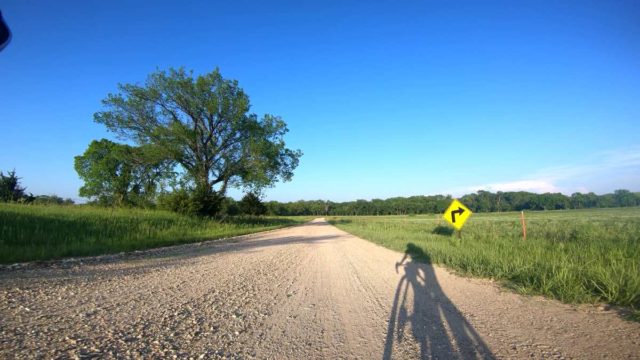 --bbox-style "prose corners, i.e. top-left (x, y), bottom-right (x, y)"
top-left (383, 243), bottom-right (495, 359)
